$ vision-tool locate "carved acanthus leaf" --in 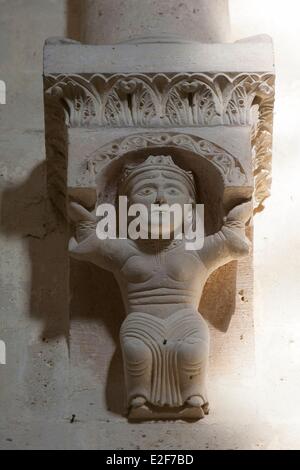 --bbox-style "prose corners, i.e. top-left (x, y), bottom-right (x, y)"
top-left (45, 72), bottom-right (274, 129)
